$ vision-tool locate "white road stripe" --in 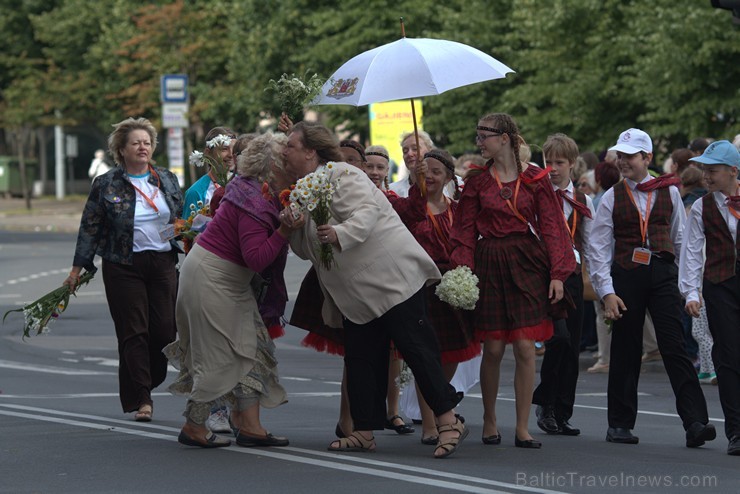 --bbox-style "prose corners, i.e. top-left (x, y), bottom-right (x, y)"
top-left (0, 359), bottom-right (116, 376)
top-left (0, 403), bottom-right (568, 494)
